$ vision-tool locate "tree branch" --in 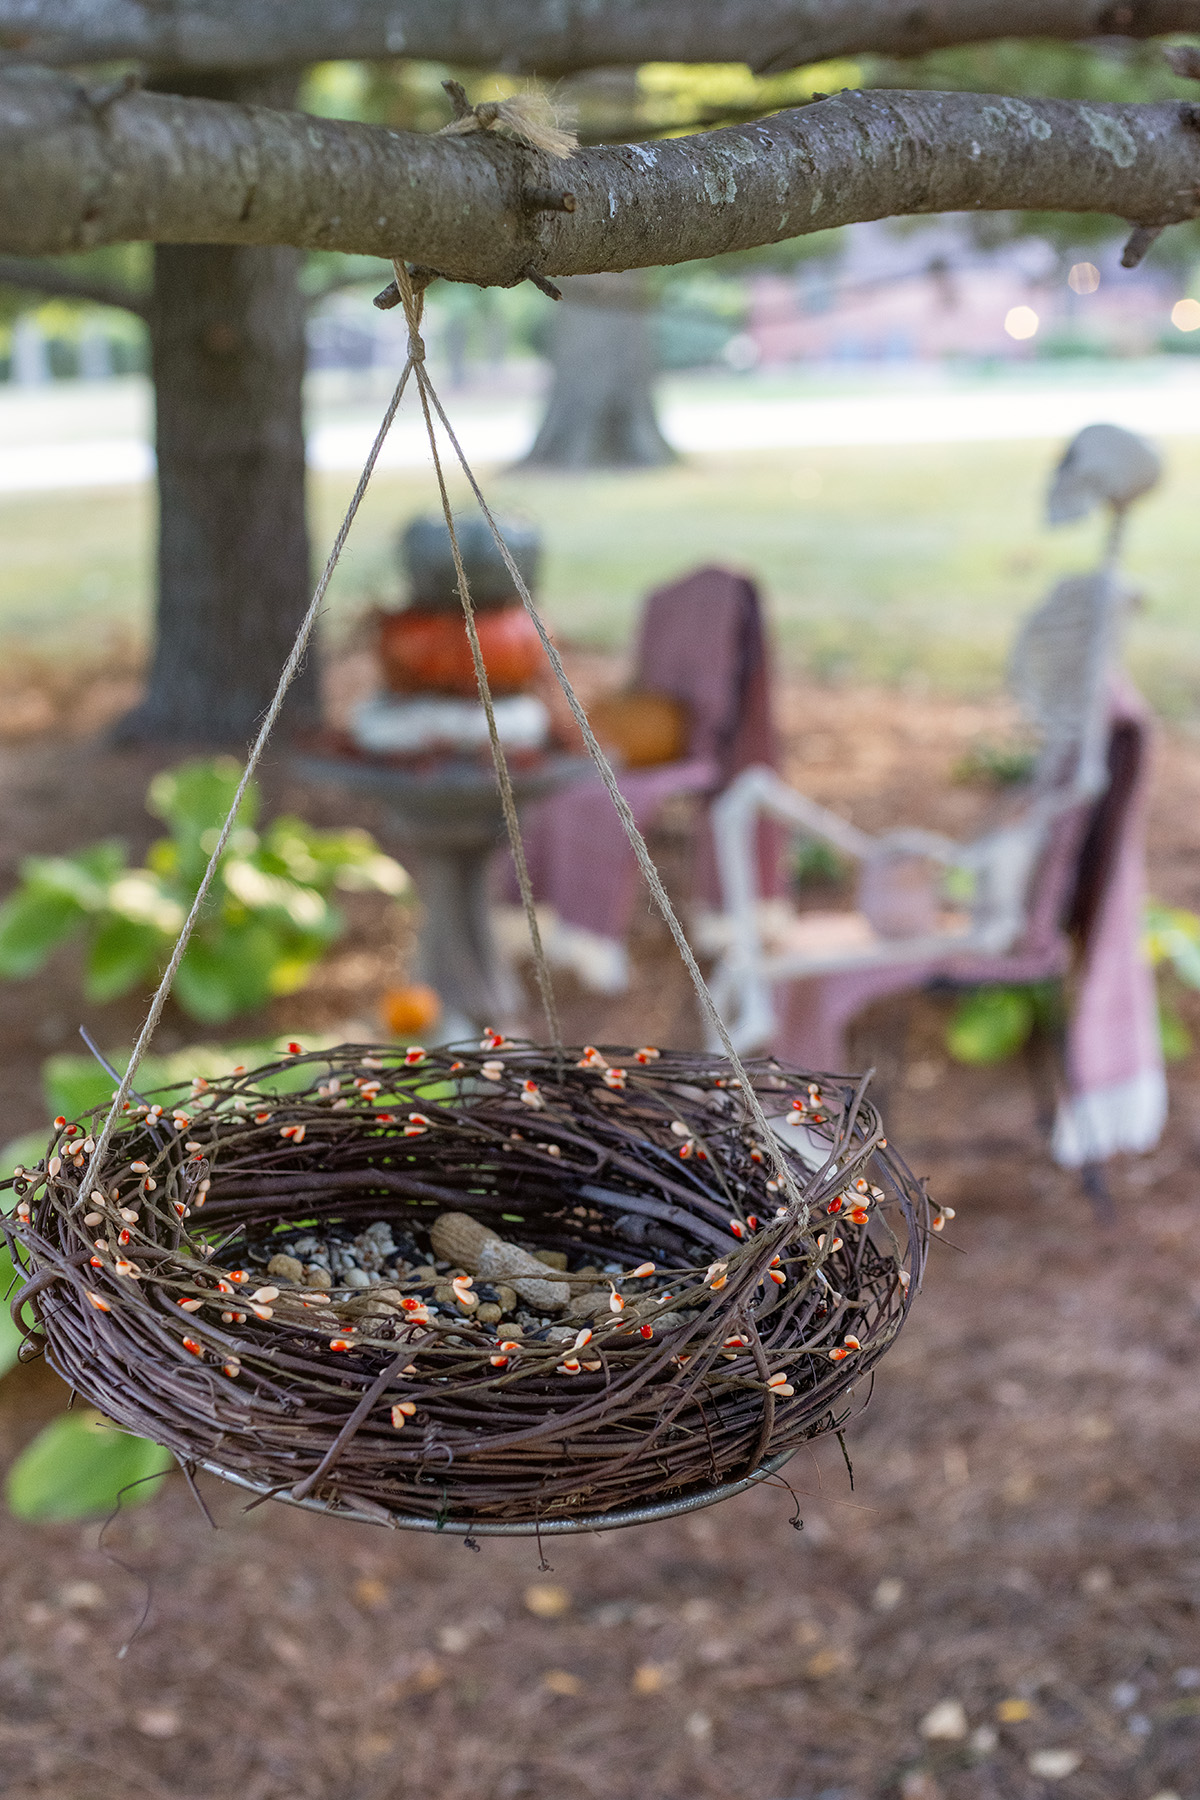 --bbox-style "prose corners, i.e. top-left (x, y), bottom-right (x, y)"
top-left (1, 0), bottom-right (1199, 78)
top-left (0, 254), bottom-right (147, 314)
top-left (2, 69), bottom-right (1198, 286)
